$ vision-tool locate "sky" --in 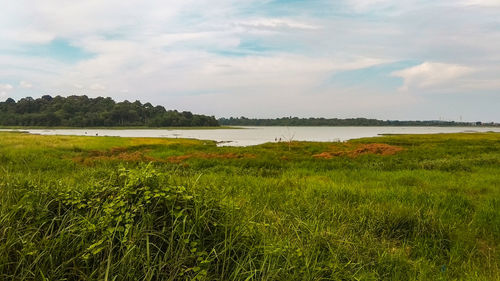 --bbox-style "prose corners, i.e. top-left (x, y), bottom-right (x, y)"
top-left (0, 0), bottom-right (499, 122)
